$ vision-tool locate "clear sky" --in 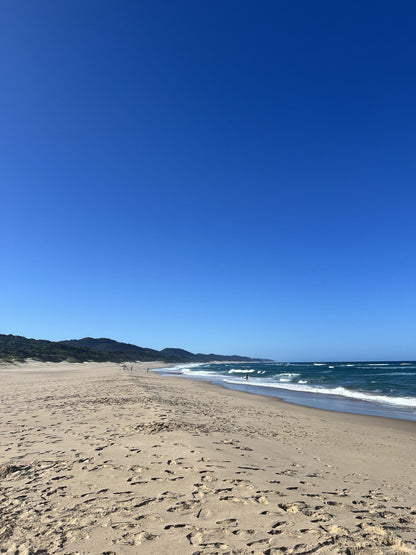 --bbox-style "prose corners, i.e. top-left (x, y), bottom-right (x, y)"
top-left (1, 1), bottom-right (415, 361)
